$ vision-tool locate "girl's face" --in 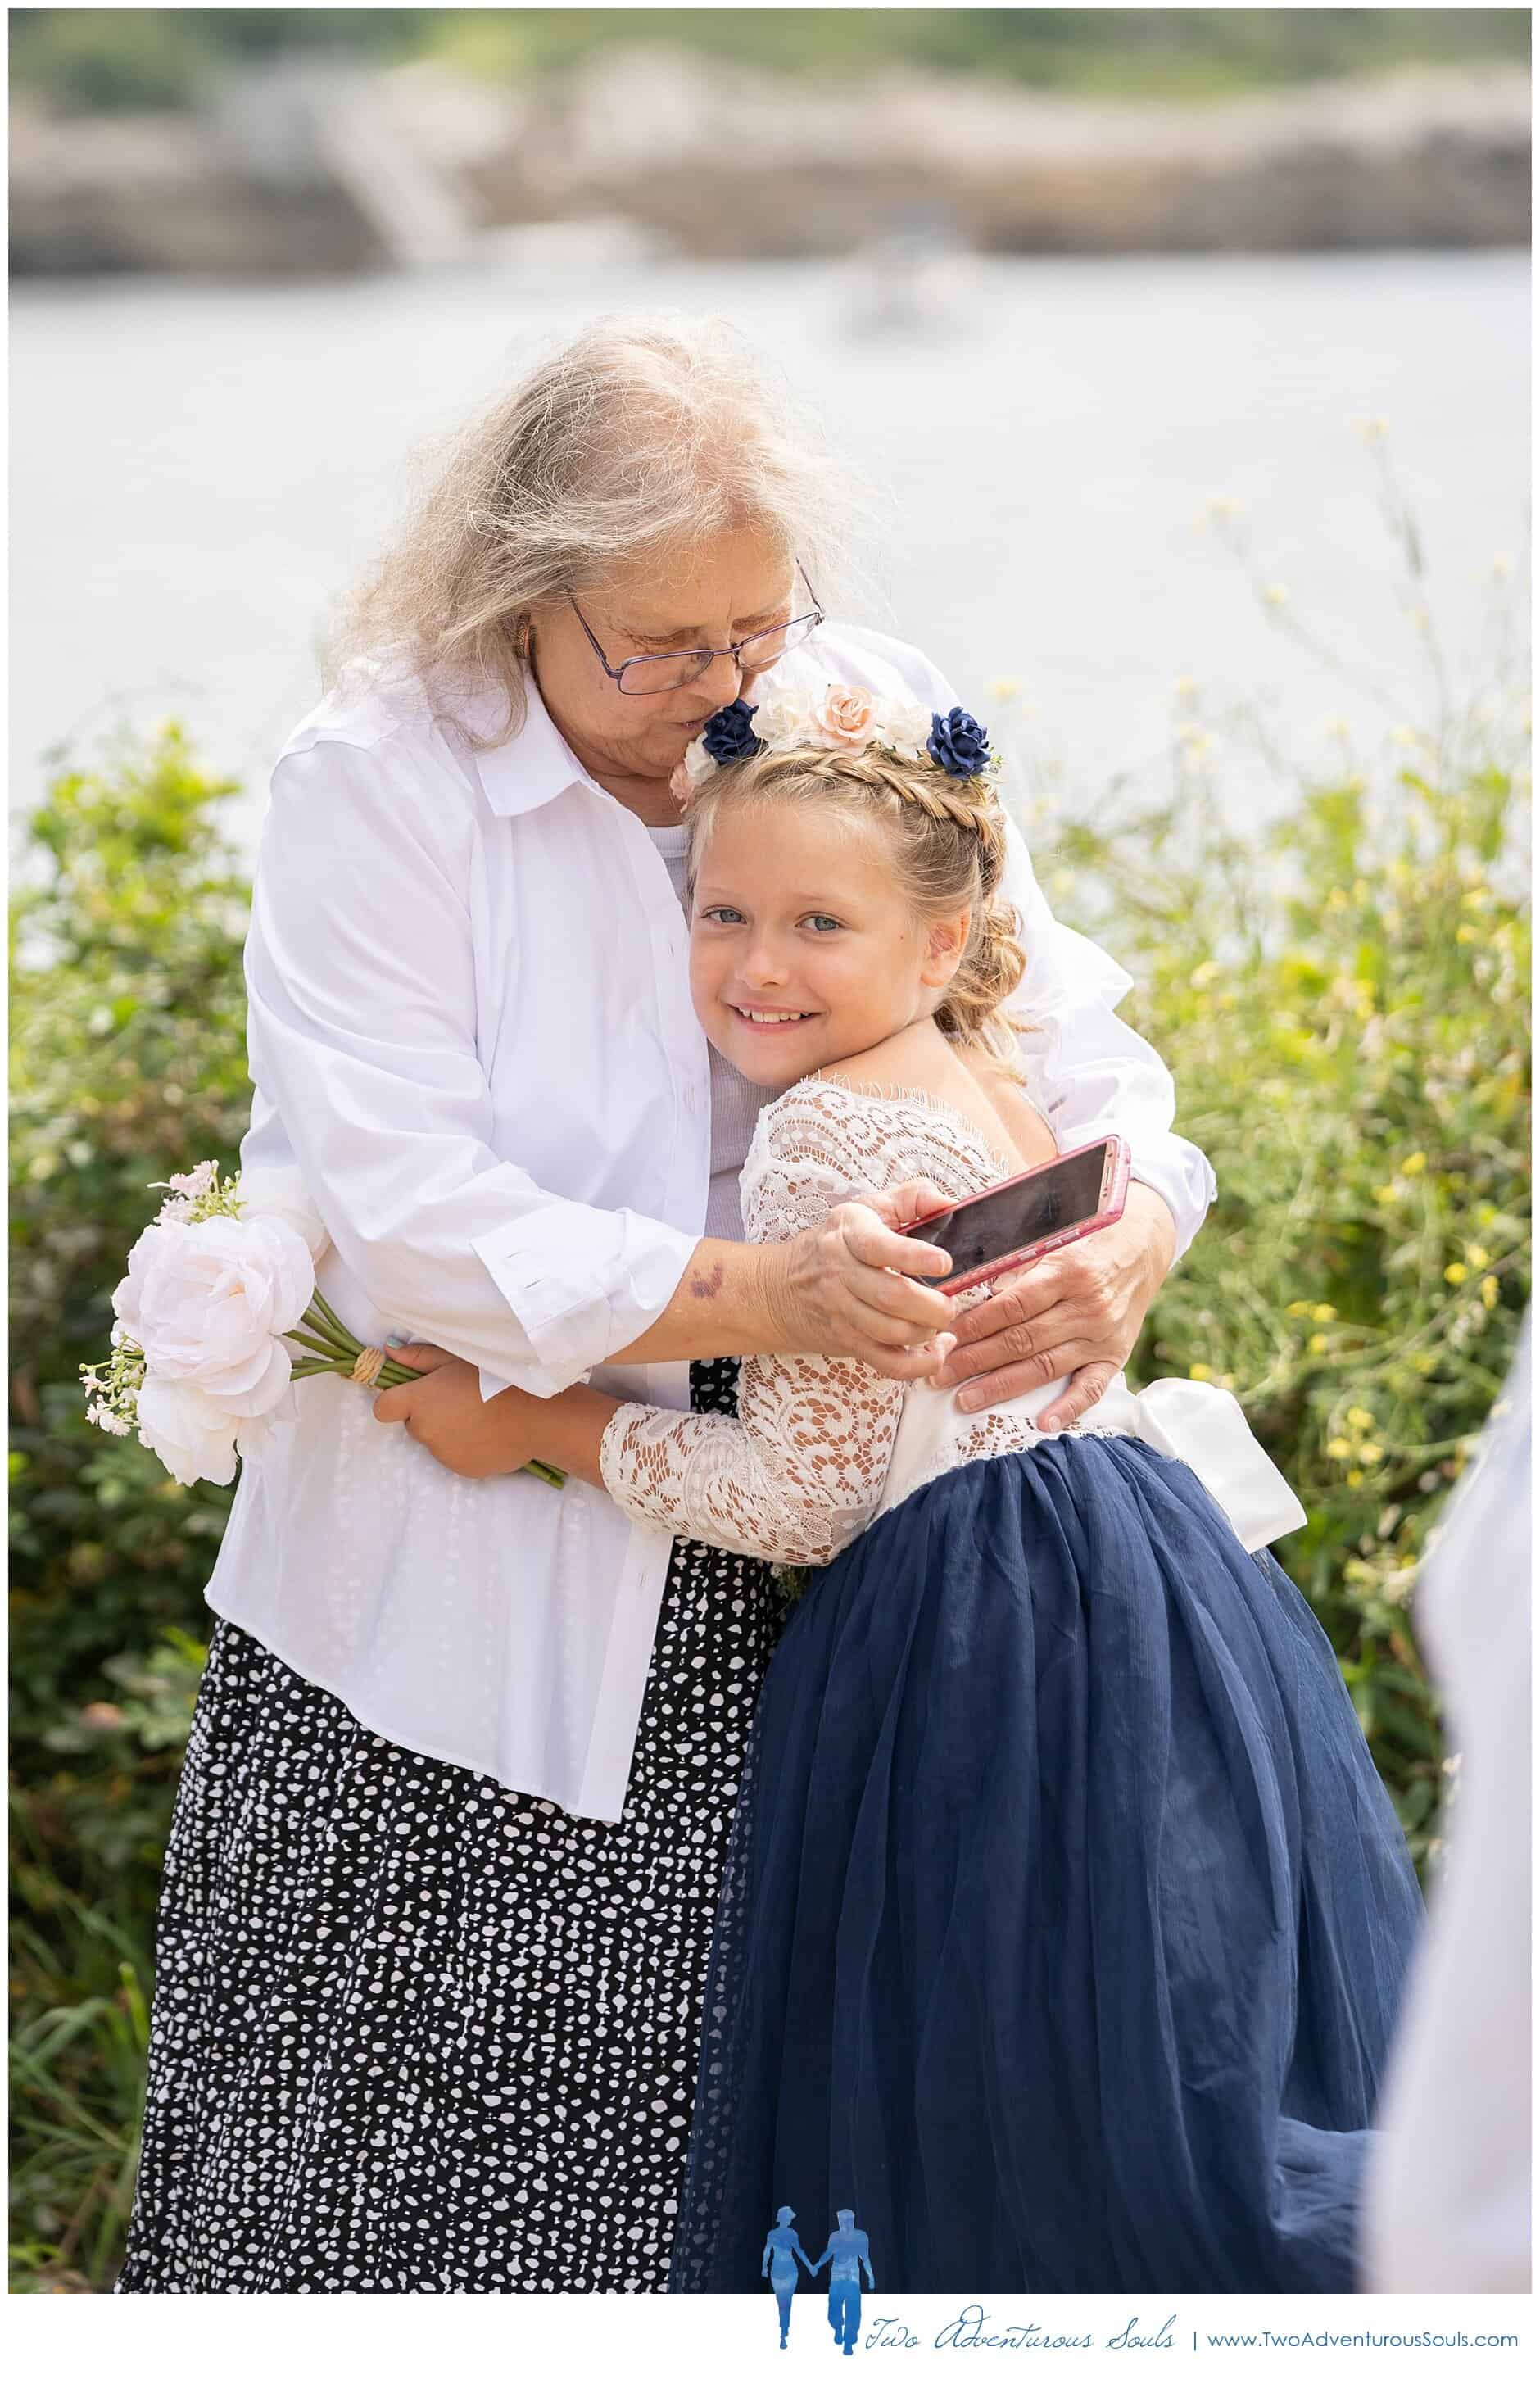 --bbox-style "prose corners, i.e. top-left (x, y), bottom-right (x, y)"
top-left (689, 800), bottom-right (969, 1089)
